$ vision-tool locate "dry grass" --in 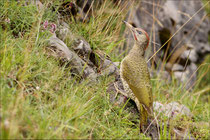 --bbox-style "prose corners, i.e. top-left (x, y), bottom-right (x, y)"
top-left (0, 0), bottom-right (209, 139)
